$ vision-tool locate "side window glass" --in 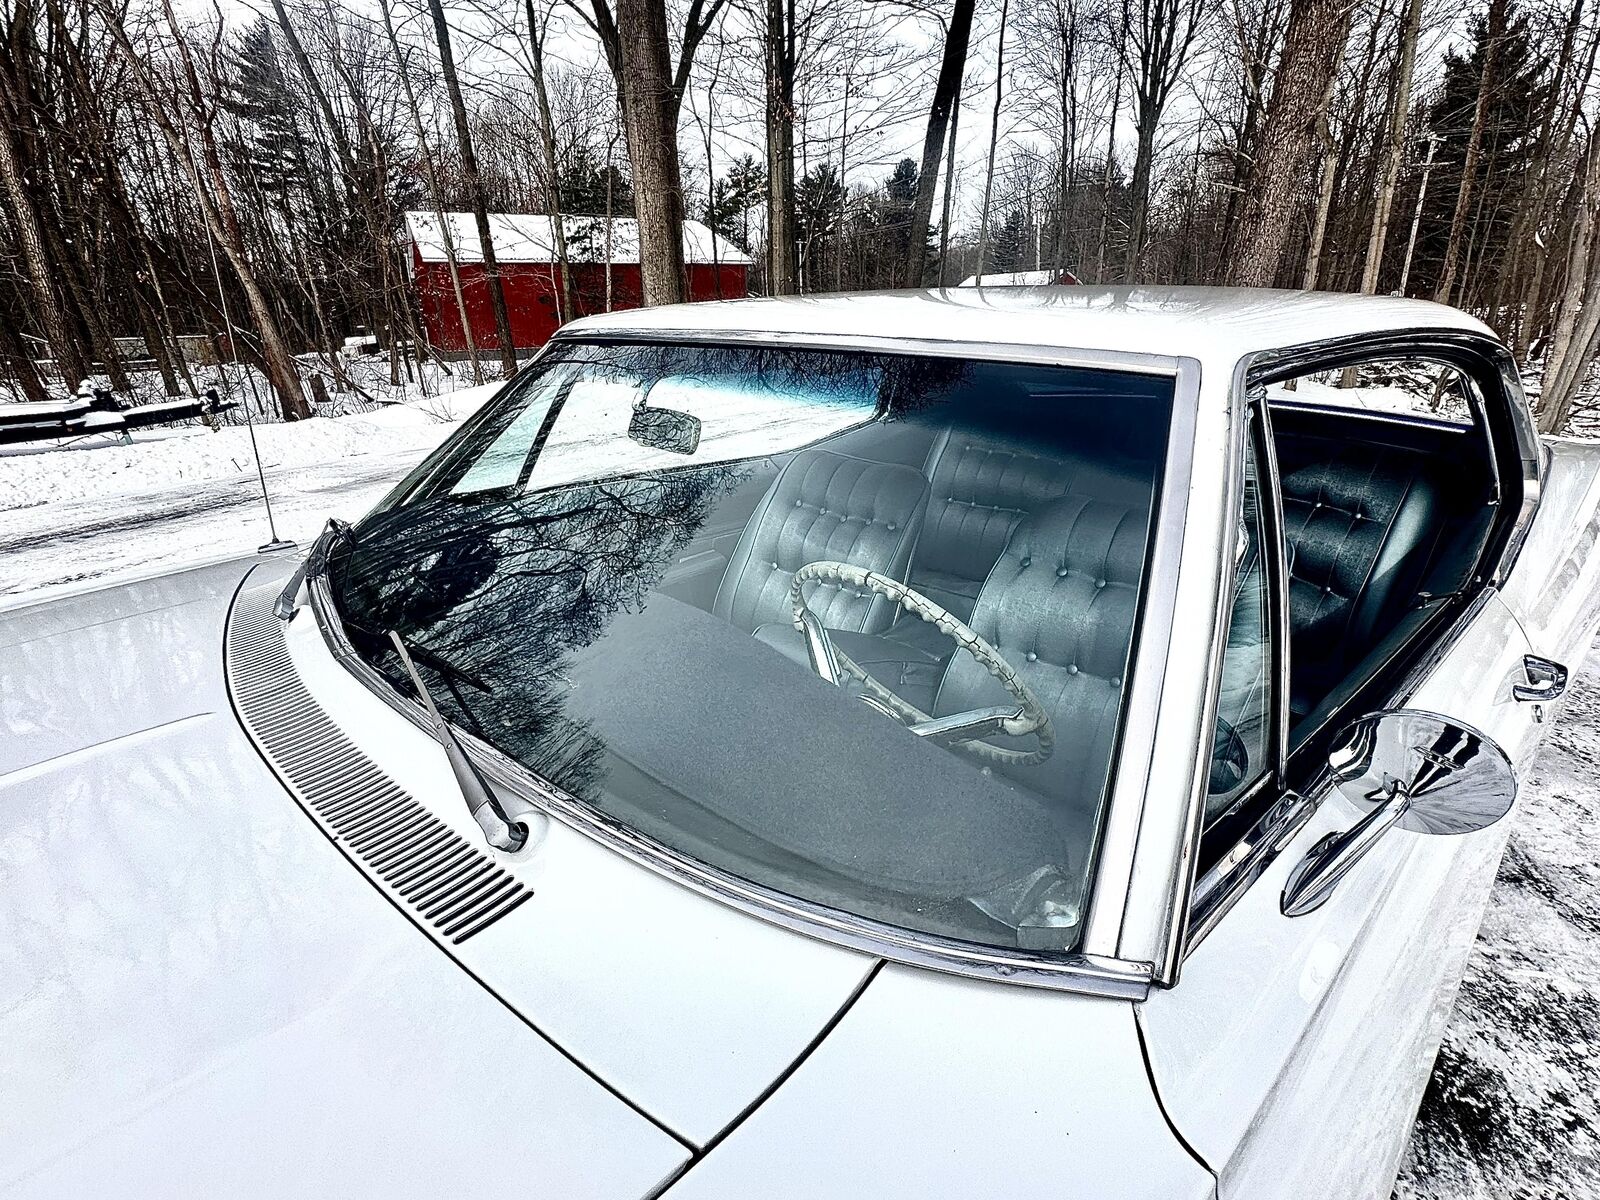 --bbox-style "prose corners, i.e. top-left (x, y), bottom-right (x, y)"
top-left (1207, 441), bottom-right (1273, 825)
top-left (1265, 357), bottom-right (1473, 425)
